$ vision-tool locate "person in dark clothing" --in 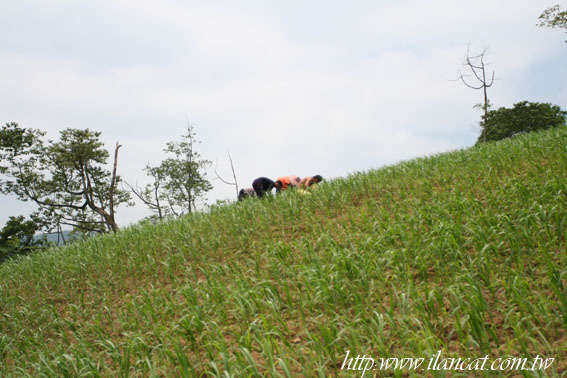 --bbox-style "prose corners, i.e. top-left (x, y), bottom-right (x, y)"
top-left (238, 188), bottom-right (256, 201)
top-left (252, 177), bottom-right (276, 198)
